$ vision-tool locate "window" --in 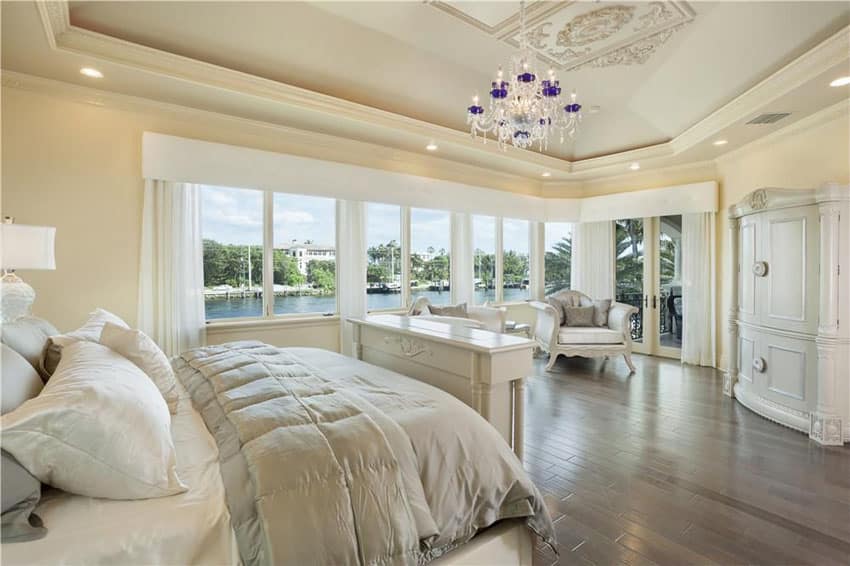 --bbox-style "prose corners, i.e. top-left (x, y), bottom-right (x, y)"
top-left (366, 203), bottom-right (402, 311)
top-left (472, 215), bottom-right (497, 304)
top-left (502, 218), bottom-right (530, 302)
top-left (201, 186), bottom-right (264, 320)
top-left (544, 223), bottom-right (572, 295)
top-left (273, 193), bottom-right (336, 315)
top-left (410, 208), bottom-right (450, 305)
